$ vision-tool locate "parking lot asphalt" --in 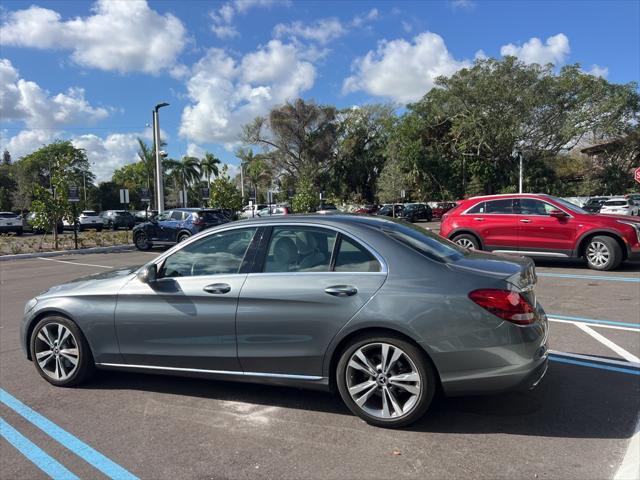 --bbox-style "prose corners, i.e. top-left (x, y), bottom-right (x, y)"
top-left (1, 228), bottom-right (639, 479)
